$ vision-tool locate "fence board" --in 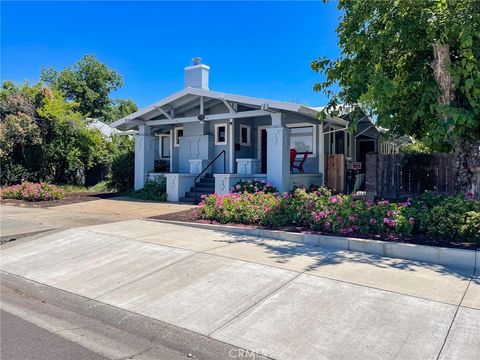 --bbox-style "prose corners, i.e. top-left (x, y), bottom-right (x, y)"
top-left (366, 153), bottom-right (466, 199)
top-left (324, 154), bottom-right (345, 193)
